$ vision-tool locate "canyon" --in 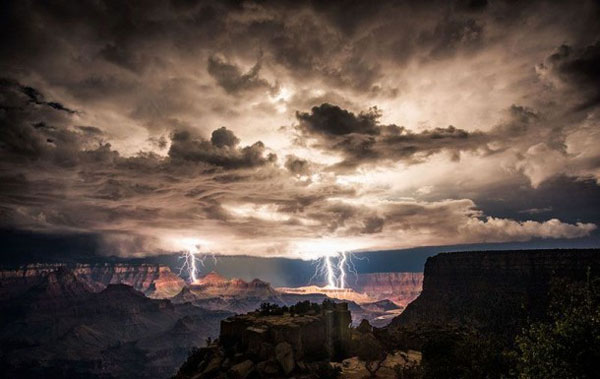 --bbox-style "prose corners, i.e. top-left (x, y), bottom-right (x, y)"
top-left (0, 263), bottom-right (423, 377)
top-left (0, 263), bottom-right (185, 300)
top-left (0, 267), bottom-right (231, 378)
top-left (349, 272), bottom-right (423, 307)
